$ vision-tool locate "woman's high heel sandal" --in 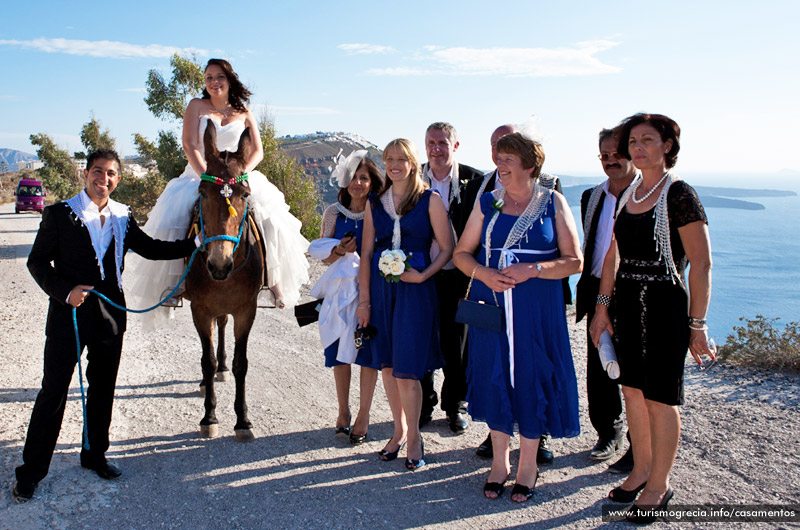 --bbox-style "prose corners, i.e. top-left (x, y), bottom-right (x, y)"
top-left (510, 470), bottom-right (539, 503)
top-left (483, 475), bottom-right (509, 500)
top-left (349, 431), bottom-right (367, 445)
top-left (378, 439), bottom-right (406, 461)
top-left (626, 487), bottom-right (673, 525)
top-left (608, 480), bottom-right (647, 503)
top-left (404, 440), bottom-right (425, 471)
